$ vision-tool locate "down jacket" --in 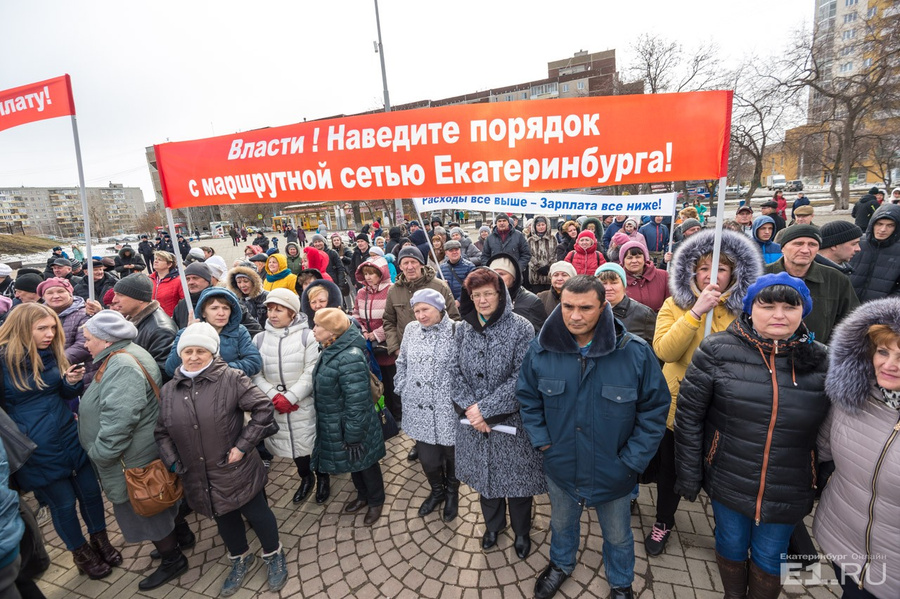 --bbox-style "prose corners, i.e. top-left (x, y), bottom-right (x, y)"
top-left (77, 341), bottom-right (162, 505)
top-left (849, 203), bottom-right (900, 302)
top-left (226, 266), bottom-right (269, 328)
top-left (156, 357), bottom-right (274, 518)
top-left (312, 323), bottom-right (386, 474)
top-left (674, 315), bottom-right (830, 524)
top-left (394, 314), bottom-right (459, 446)
top-left (59, 295), bottom-right (98, 386)
top-left (150, 269), bottom-right (184, 317)
top-left (654, 230), bottom-right (763, 429)
top-left (253, 316), bottom-right (319, 459)
top-left (814, 298), bottom-right (900, 599)
top-left (2, 349), bottom-right (86, 492)
top-left (383, 266), bottom-right (460, 355)
top-left (440, 256), bottom-right (476, 301)
top-left (166, 287), bottom-right (262, 378)
top-left (518, 302), bottom-right (669, 507)
top-left (452, 282), bottom-right (546, 499)
top-left (351, 257), bottom-right (394, 366)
